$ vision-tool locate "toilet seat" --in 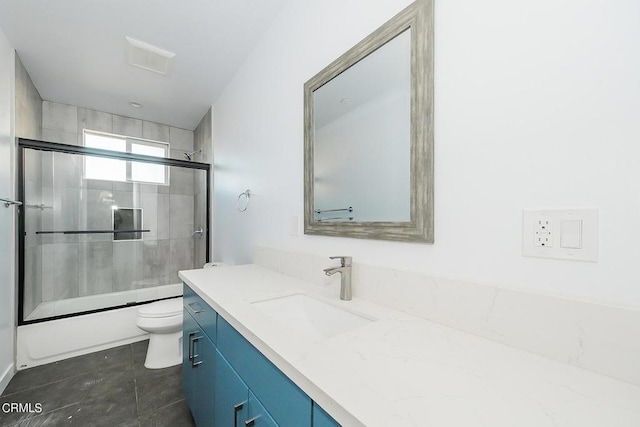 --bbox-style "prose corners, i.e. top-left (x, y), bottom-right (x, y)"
top-left (137, 298), bottom-right (183, 319)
